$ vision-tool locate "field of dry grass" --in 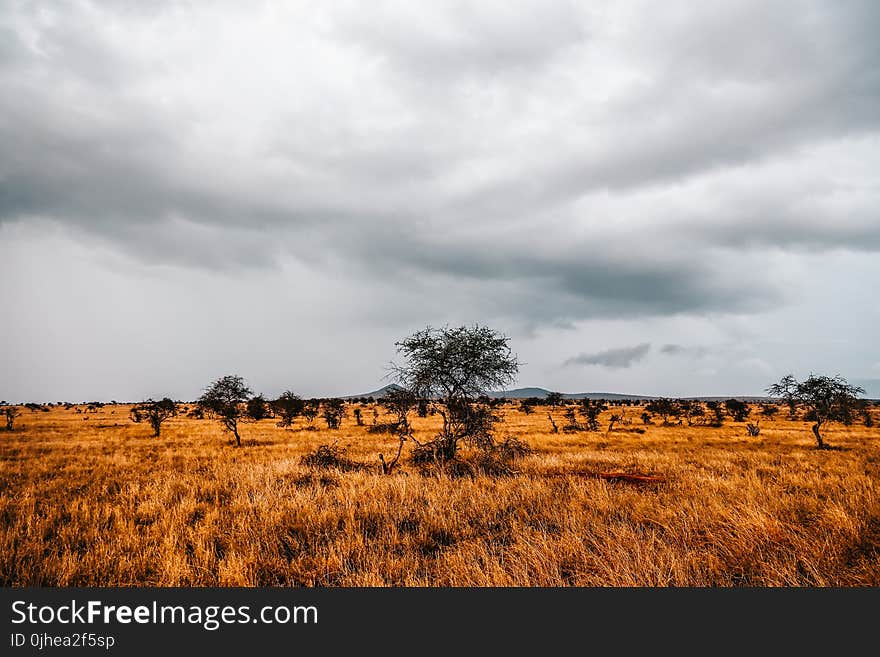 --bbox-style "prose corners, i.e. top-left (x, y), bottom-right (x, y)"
top-left (1, 402), bottom-right (878, 586)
